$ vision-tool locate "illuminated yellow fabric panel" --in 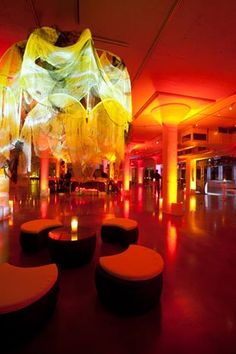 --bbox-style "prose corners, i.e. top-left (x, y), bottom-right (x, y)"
top-left (0, 27), bottom-right (132, 178)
